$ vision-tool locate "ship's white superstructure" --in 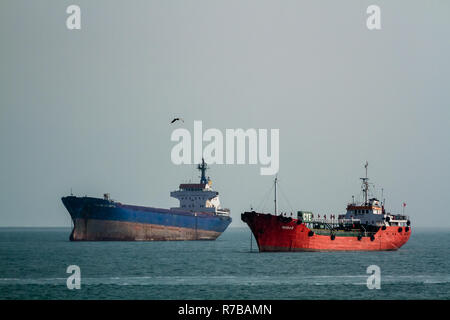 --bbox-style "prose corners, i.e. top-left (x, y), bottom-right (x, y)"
top-left (170, 159), bottom-right (230, 216)
top-left (340, 162), bottom-right (409, 227)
